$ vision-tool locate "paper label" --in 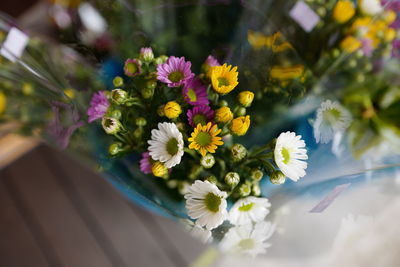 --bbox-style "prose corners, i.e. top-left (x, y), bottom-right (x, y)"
top-left (289, 1), bottom-right (320, 33)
